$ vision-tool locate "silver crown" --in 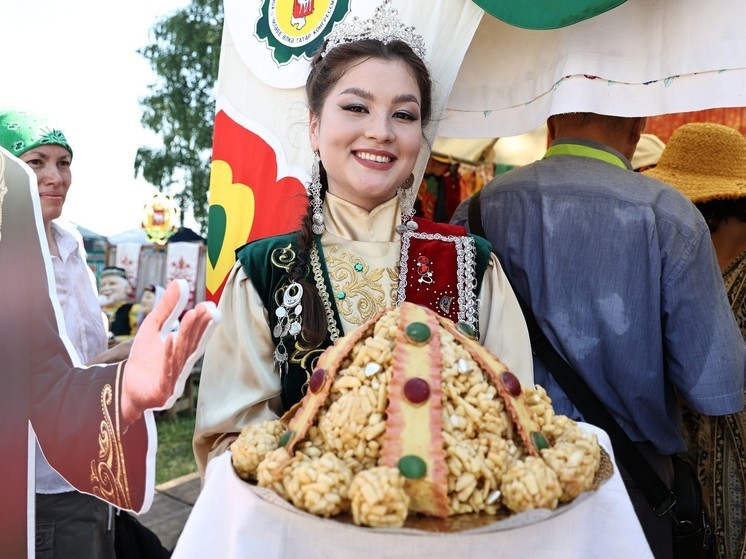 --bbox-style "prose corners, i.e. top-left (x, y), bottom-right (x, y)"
top-left (321, 0), bottom-right (427, 61)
